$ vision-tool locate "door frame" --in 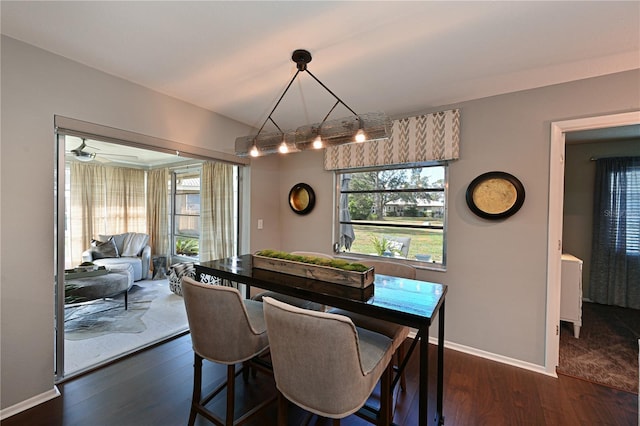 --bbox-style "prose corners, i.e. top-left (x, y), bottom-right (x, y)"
top-left (545, 110), bottom-right (640, 375)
